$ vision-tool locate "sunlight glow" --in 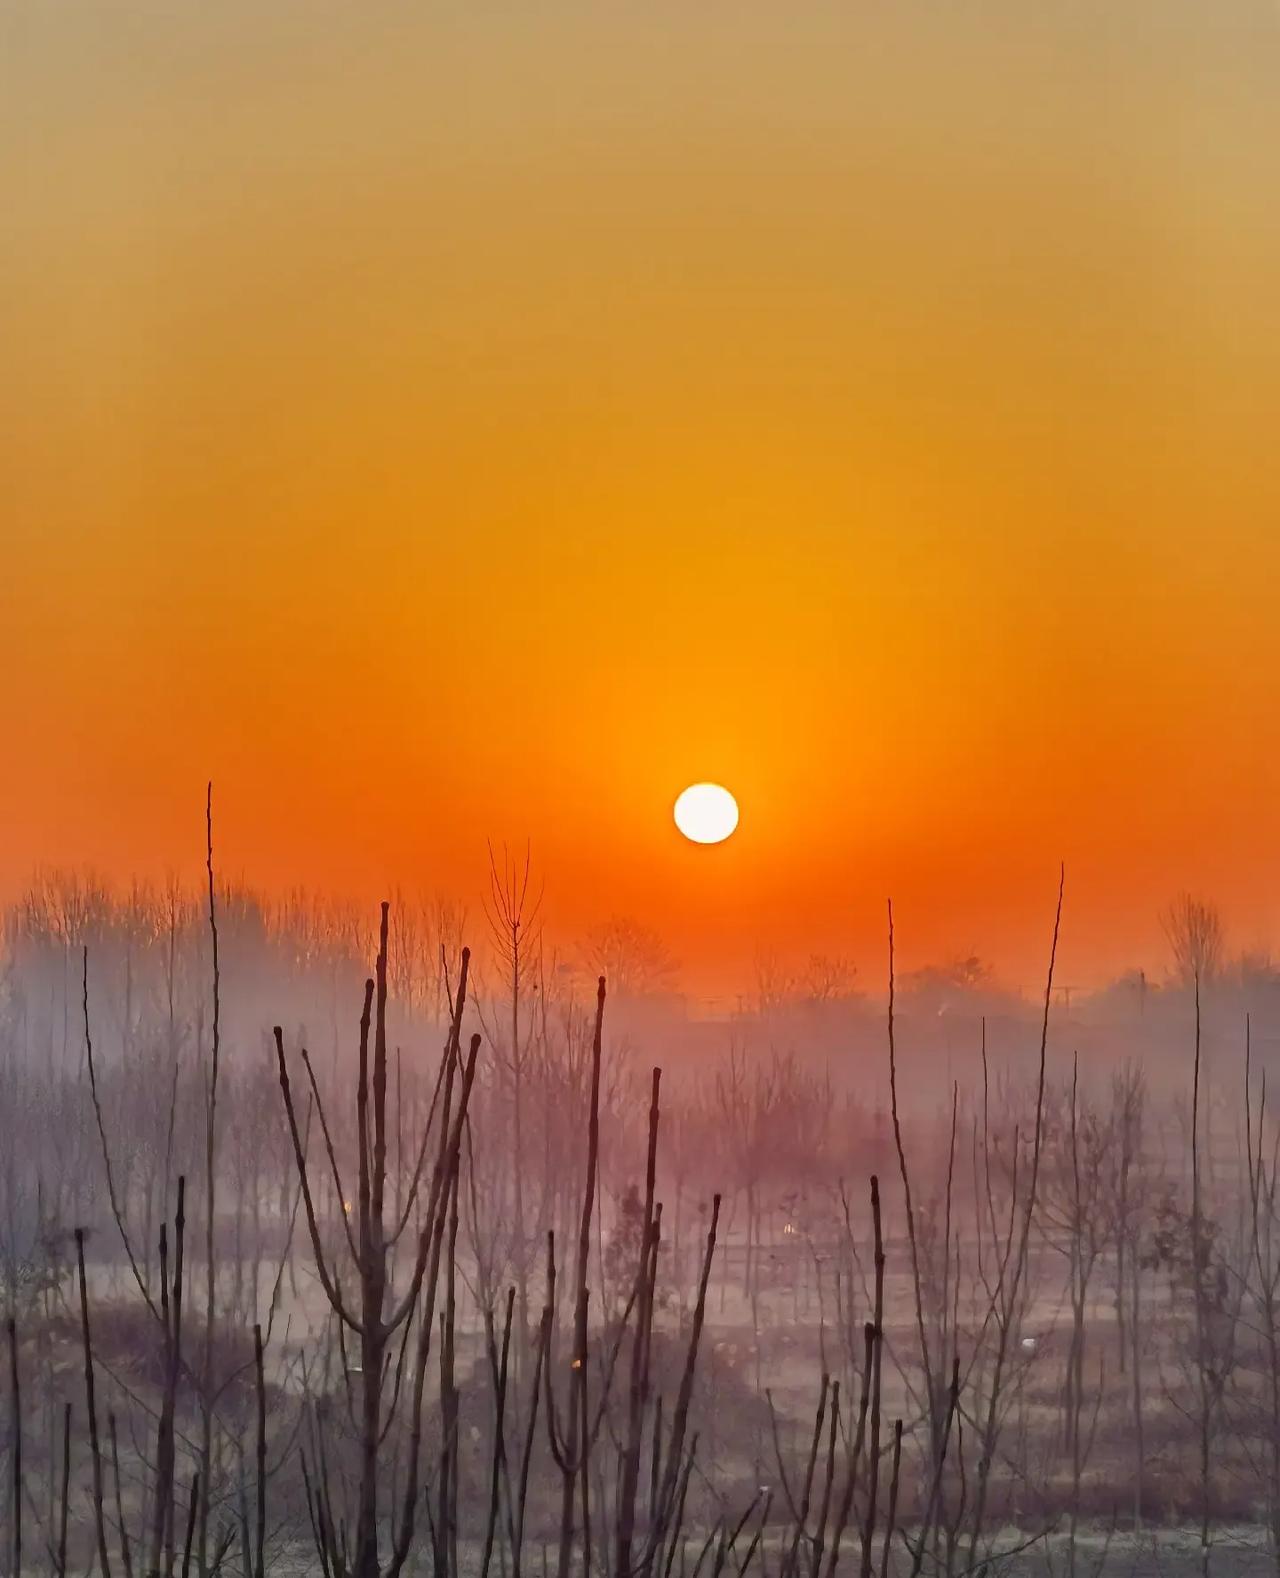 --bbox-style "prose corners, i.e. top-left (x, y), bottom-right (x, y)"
top-left (673, 783), bottom-right (739, 845)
